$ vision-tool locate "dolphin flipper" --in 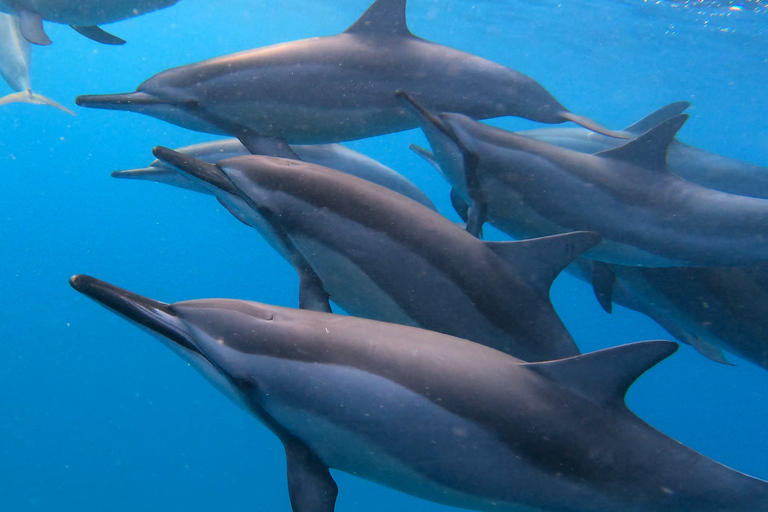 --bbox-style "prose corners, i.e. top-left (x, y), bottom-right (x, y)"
top-left (591, 261), bottom-right (616, 314)
top-left (284, 440), bottom-right (338, 512)
top-left (0, 89), bottom-right (75, 115)
top-left (623, 101), bottom-right (691, 135)
top-left (298, 265), bottom-right (332, 313)
top-left (18, 10), bottom-right (51, 45)
top-left (70, 25), bottom-right (126, 45)
top-left (686, 335), bottom-right (734, 366)
top-left (449, 187), bottom-right (470, 223)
